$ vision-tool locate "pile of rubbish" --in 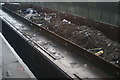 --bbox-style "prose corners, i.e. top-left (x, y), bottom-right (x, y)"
top-left (17, 8), bottom-right (120, 66)
top-left (17, 8), bottom-right (57, 28)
